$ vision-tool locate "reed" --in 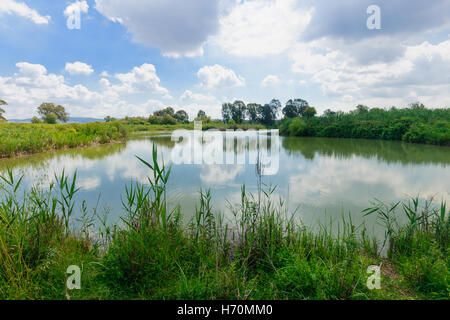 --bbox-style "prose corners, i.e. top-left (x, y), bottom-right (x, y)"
top-left (0, 146), bottom-right (447, 299)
